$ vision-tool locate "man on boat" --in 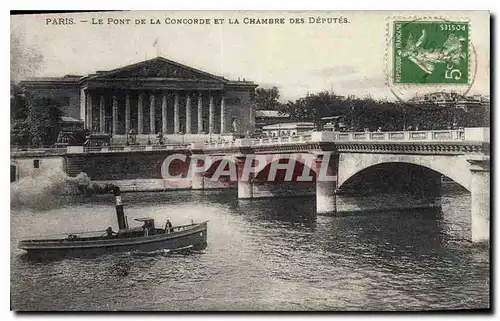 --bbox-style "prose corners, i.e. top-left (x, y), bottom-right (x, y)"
top-left (104, 227), bottom-right (115, 237)
top-left (143, 223), bottom-right (150, 236)
top-left (165, 220), bottom-right (173, 234)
